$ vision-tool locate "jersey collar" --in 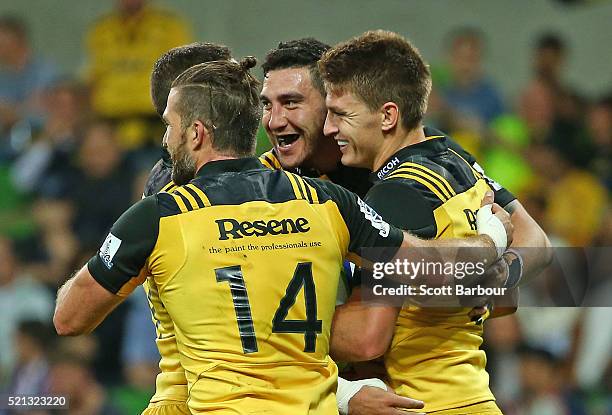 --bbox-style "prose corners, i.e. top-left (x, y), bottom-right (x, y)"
top-left (370, 126), bottom-right (449, 183)
top-left (196, 157), bottom-right (264, 177)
